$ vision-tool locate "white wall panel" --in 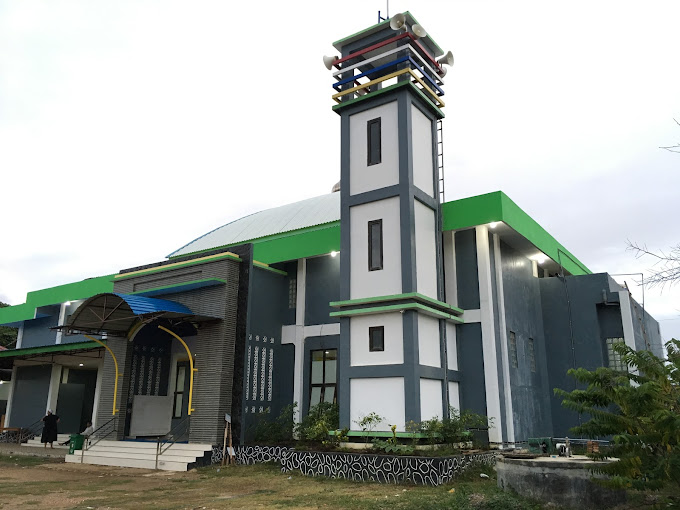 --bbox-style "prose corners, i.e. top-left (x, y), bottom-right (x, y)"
top-left (448, 381), bottom-right (460, 413)
top-left (420, 378), bottom-right (443, 421)
top-left (350, 197), bottom-right (402, 299)
top-left (446, 322), bottom-right (458, 370)
top-left (350, 377), bottom-right (405, 431)
top-left (411, 104), bottom-right (434, 197)
top-left (414, 201), bottom-right (438, 299)
top-left (349, 101), bottom-right (399, 196)
top-left (417, 314), bottom-right (441, 368)
top-left (350, 313), bottom-right (403, 366)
